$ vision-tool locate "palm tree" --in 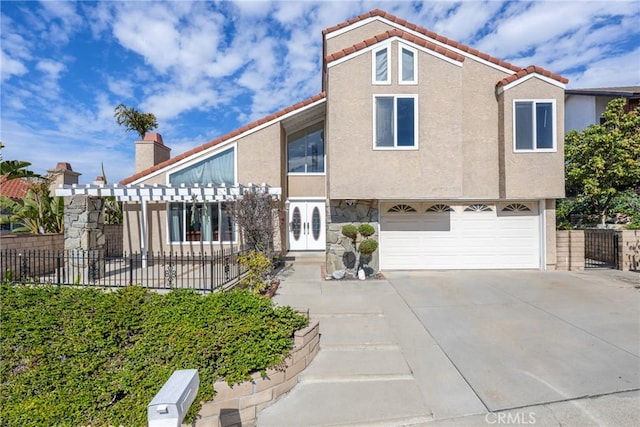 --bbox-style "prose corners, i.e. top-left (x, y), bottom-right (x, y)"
top-left (114, 104), bottom-right (158, 139)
